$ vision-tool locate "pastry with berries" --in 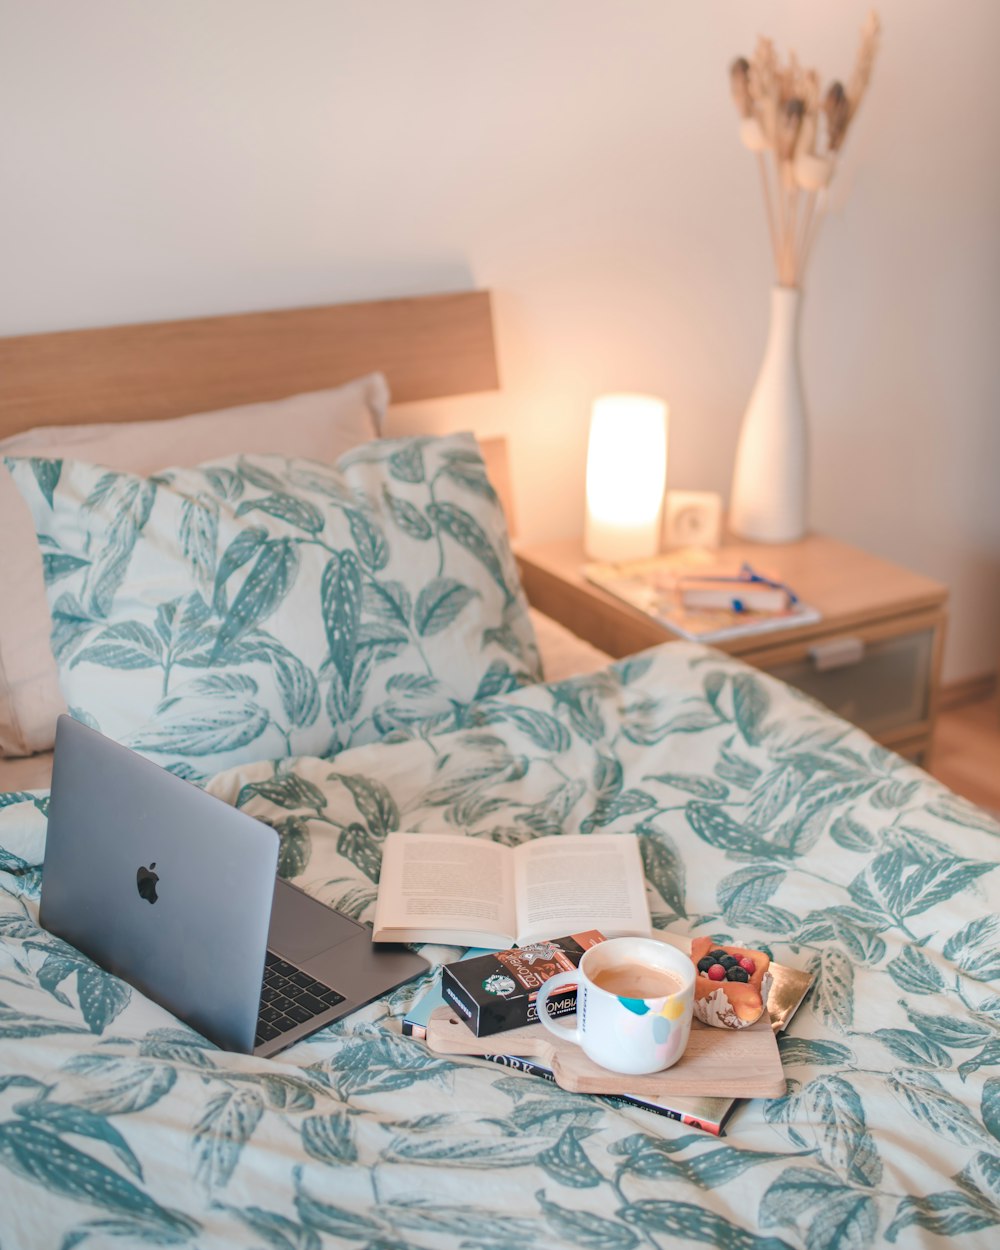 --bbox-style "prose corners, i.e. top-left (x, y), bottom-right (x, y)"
top-left (690, 938), bottom-right (772, 1029)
